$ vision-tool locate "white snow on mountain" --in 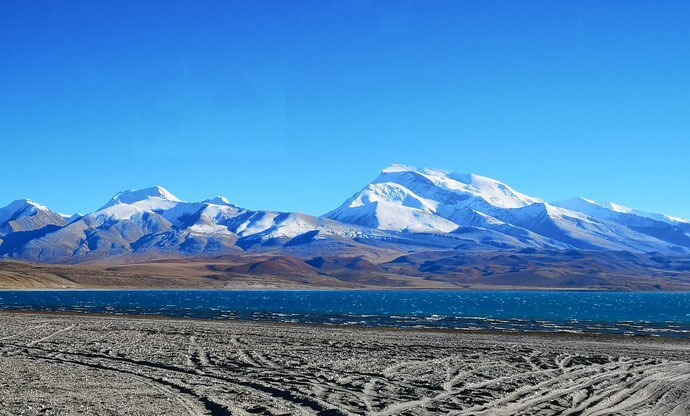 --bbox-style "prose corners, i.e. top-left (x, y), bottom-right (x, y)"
top-left (0, 199), bottom-right (50, 225)
top-left (325, 165), bottom-right (690, 254)
top-left (324, 182), bottom-right (458, 233)
top-left (204, 196), bottom-right (232, 205)
top-left (380, 164), bottom-right (542, 209)
top-left (99, 185), bottom-right (181, 210)
top-left (93, 186), bottom-right (183, 221)
top-left (5, 185), bottom-right (398, 261)
top-left (554, 197), bottom-right (689, 225)
top-left (496, 202), bottom-right (685, 253)
top-left (325, 165), bottom-right (544, 233)
top-left (0, 200), bottom-right (69, 251)
top-left (2, 166), bottom-right (689, 262)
